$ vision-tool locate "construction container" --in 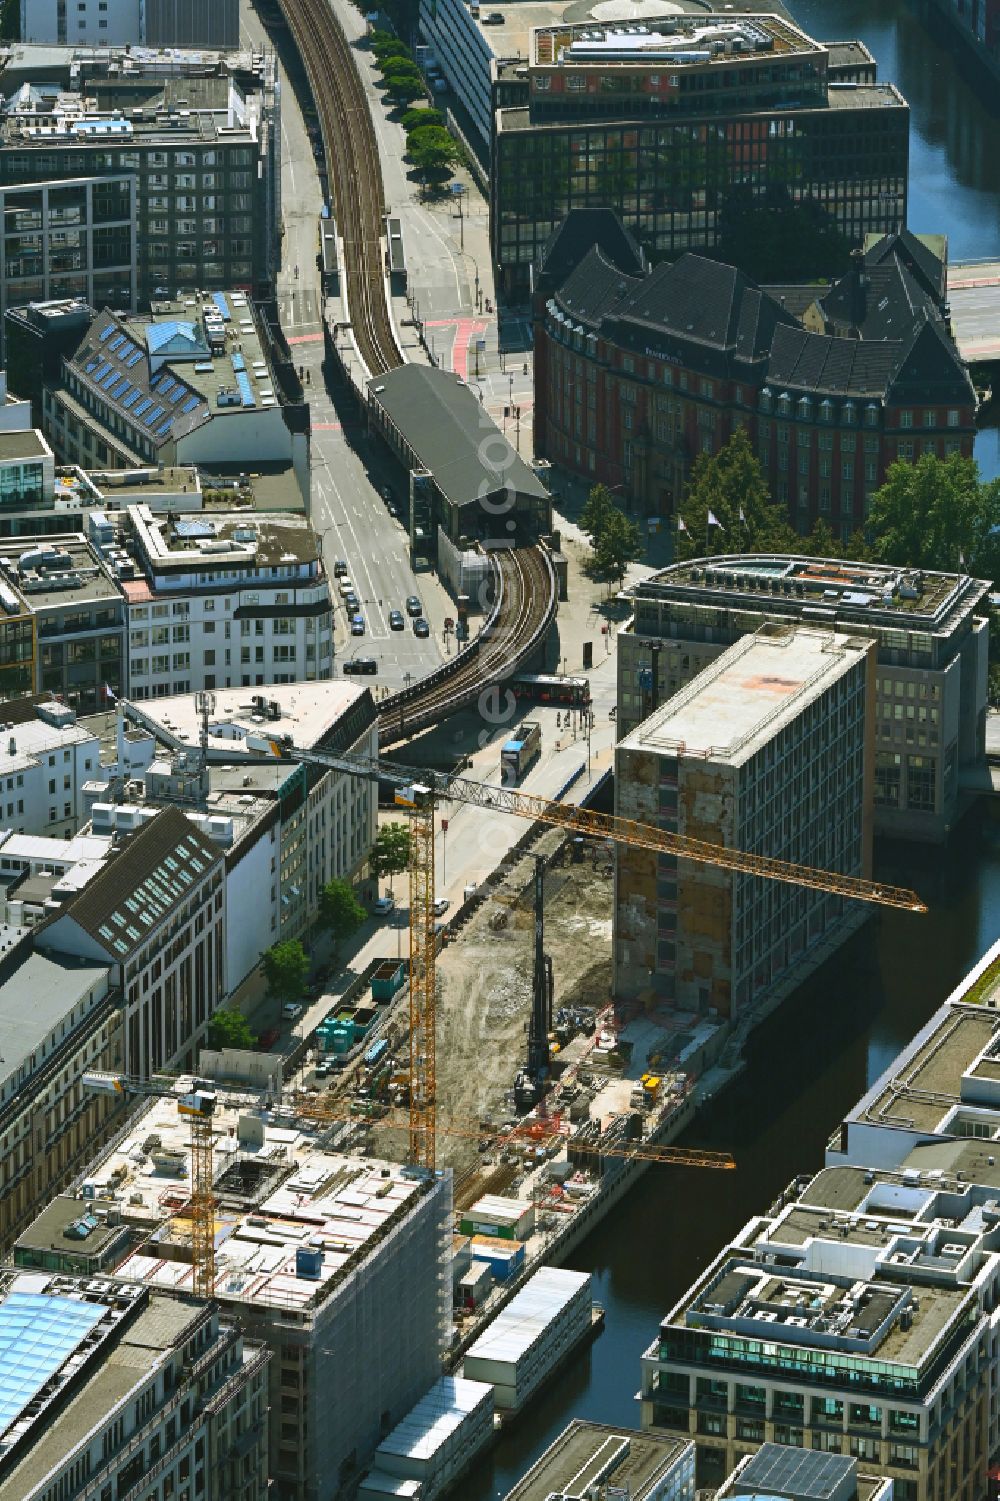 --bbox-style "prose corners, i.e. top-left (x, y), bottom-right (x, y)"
top-left (296, 1242), bottom-right (324, 1279)
top-left (459, 1194), bottom-right (534, 1241)
top-left (458, 1260), bottom-right (493, 1310)
top-left (371, 958), bottom-right (407, 1002)
top-left (452, 1234), bottom-right (473, 1288)
top-left (359, 1376), bottom-right (494, 1501)
top-left (469, 1236), bottom-right (524, 1281)
top-left (354, 1003), bottom-right (378, 1032)
top-left (356, 1475), bottom-right (420, 1499)
top-left (462, 1266), bottom-right (592, 1412)
top-left (328, 1022), bottom-right (354, 1053)
top-left (364, 1036), bottom-right (390, 1068)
